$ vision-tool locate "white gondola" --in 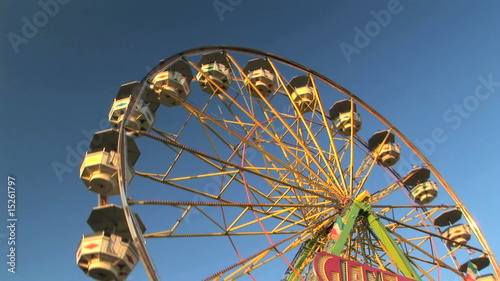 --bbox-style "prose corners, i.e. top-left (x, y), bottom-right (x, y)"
top-left (368, 131), bottom-right (400, 167)
top-left (411, 181), bottom-right (438, 204)
top-left (376, 143), bottom-right (401, 167)
top-left (330, 100), bottom-right (362, 136)
top-left (79, 150), bottom-right (133, 196)
top-left (287, 76), bottom-right (317, 113)
top-left (196, 62), bottom-right (232, 95)
top-left (332, 112), bottom-right (362, 136)
top-left (243, 58), bottom-right (276, 98)
top-left (108, 97), bottom-right (155, 134)
top-left (76, 232), bottom-right (138, 281)
top-left (151, 70), bottom-right (191, 106)
top-left (442, 224), bottom-right (472, 247)
top-left (246, 68), bottom-right (275, 97)
top-left (291, 86), bottom-right (316, 113)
